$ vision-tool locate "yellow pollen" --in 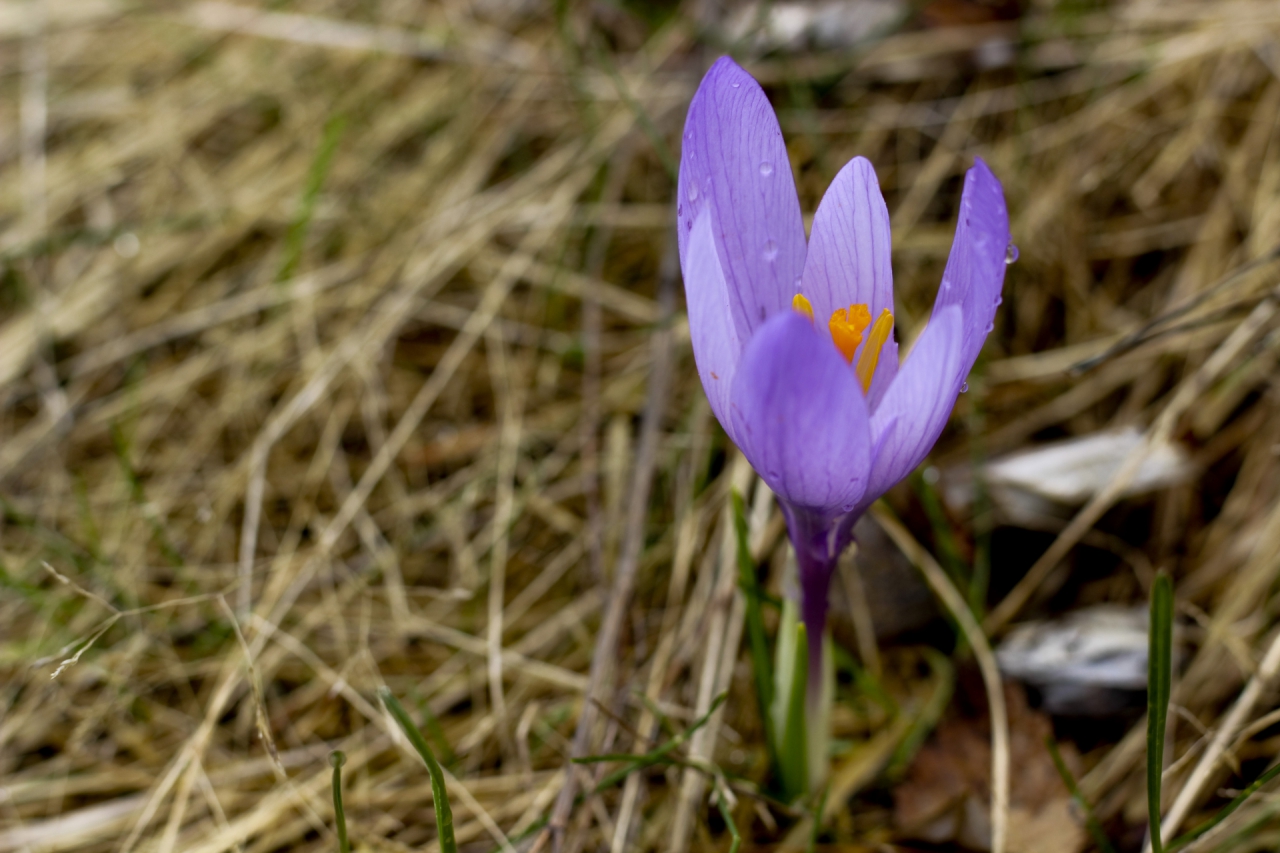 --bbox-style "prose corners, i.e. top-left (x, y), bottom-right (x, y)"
top-left (792, 293), bottom-right (814, 321)
top-left (828, 304), bottom-right (871, 363)
top-left (855, 308), bottom-right (894, 393)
